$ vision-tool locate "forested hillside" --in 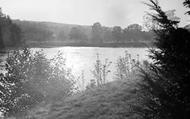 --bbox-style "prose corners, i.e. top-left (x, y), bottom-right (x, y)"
top-left (13, 20), bottom-right (154, 47)
top-left (0, 9), bottom-right (22, 50)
